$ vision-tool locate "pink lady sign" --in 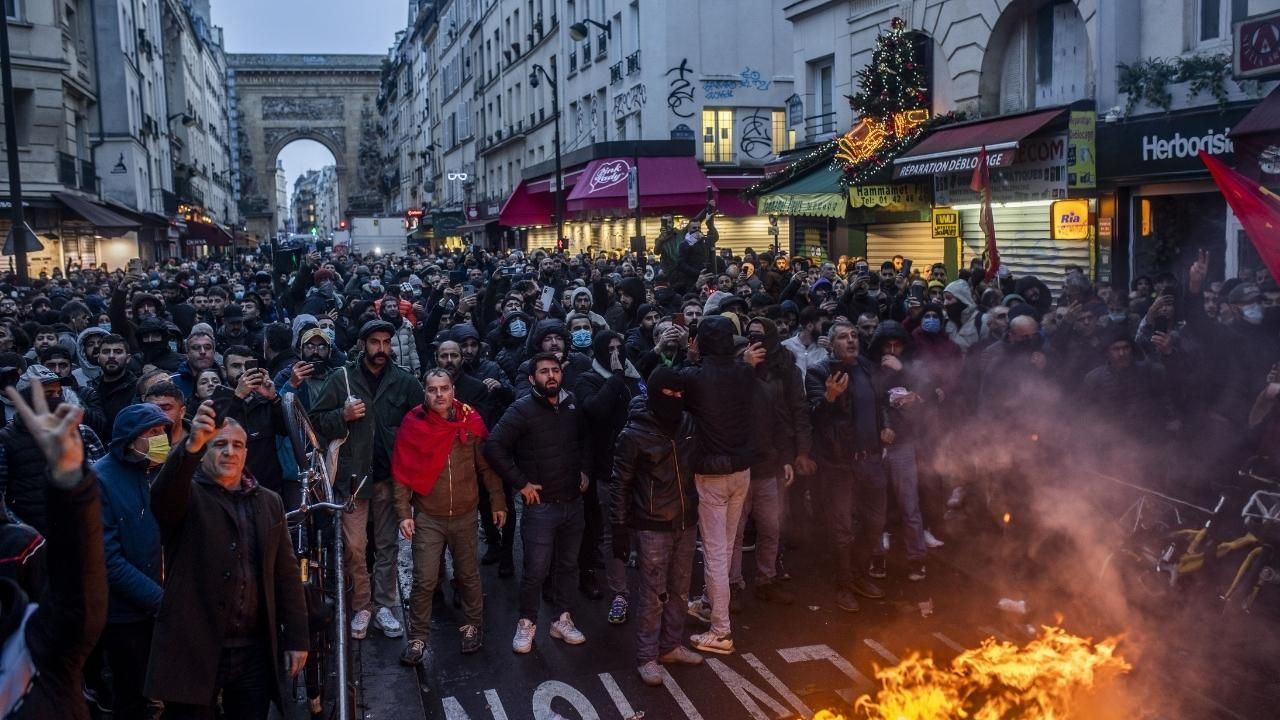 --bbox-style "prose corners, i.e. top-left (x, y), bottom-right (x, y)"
top-left (588, 159), bottom-right (631, 193)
